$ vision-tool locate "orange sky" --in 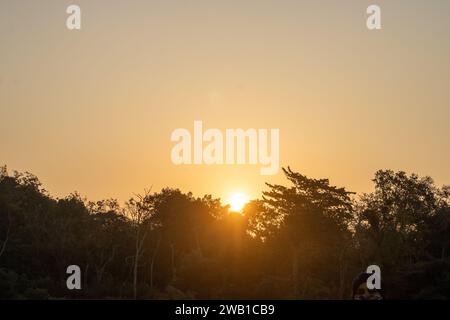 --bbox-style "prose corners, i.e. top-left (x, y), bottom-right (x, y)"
top-left (1, 0), bottom-right (450, 204)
